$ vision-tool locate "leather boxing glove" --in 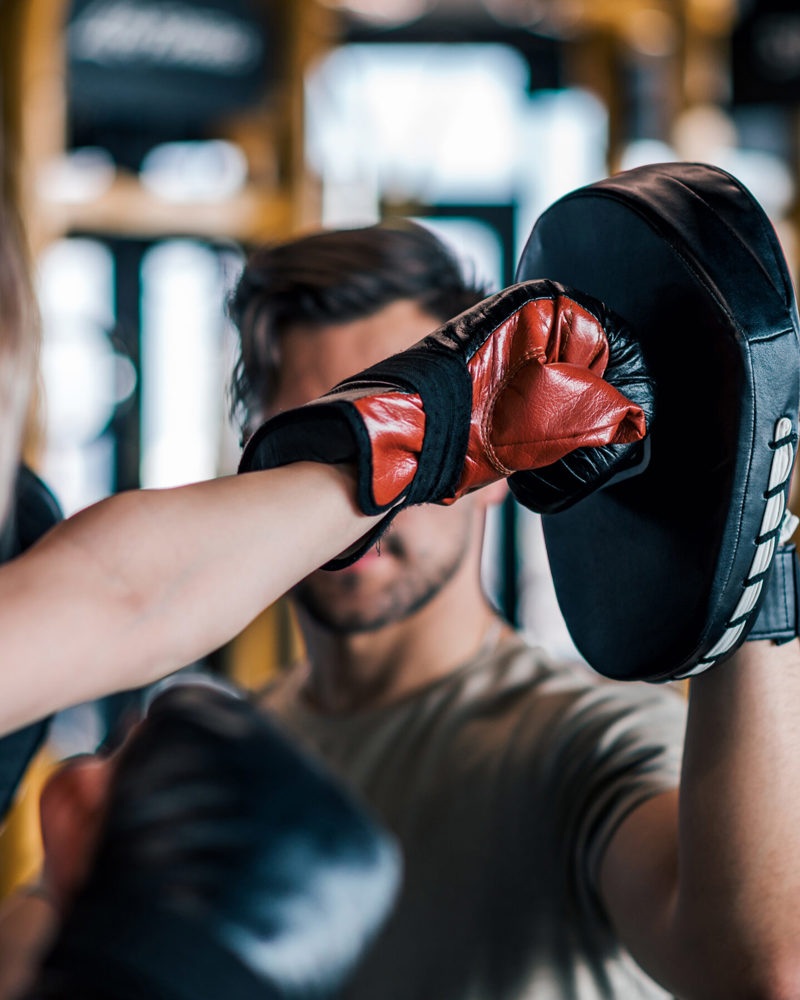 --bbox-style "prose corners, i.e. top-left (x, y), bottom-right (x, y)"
top-left (28, 686), bottom-right (400, 1000)
top-left (239, 279), bottom-right (653, 567)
